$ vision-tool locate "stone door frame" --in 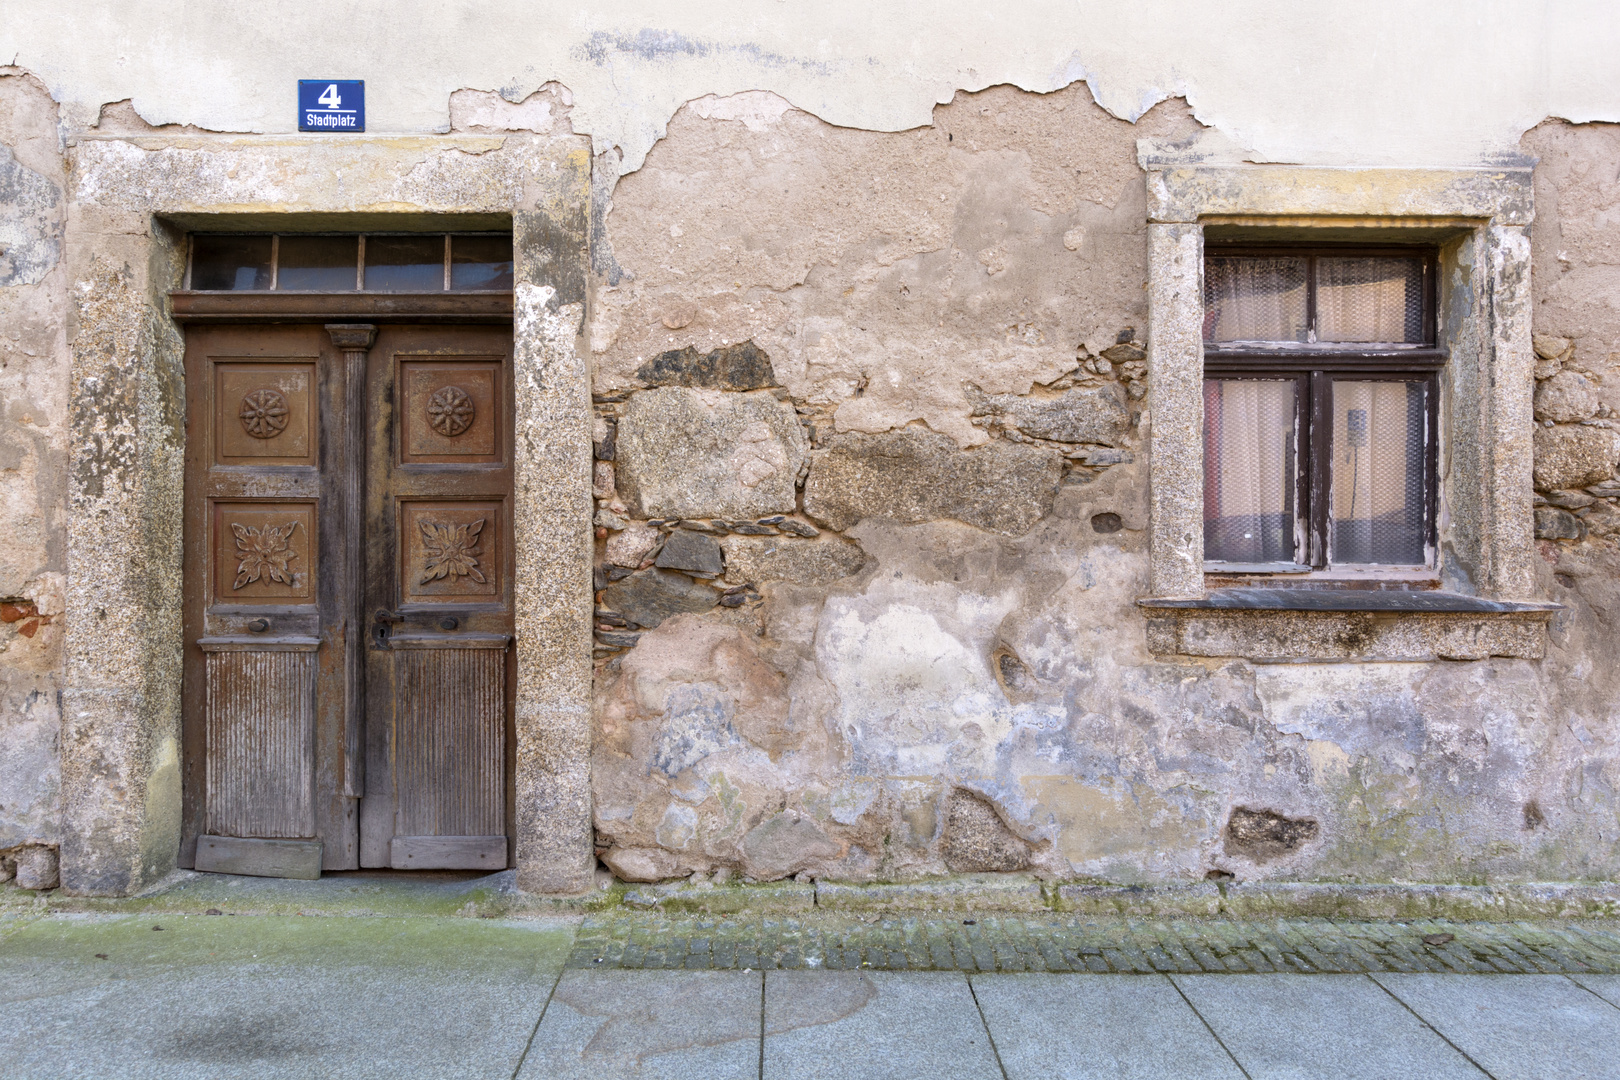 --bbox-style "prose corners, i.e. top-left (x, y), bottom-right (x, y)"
top-left (61, 132), bottom-right (595, 895)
